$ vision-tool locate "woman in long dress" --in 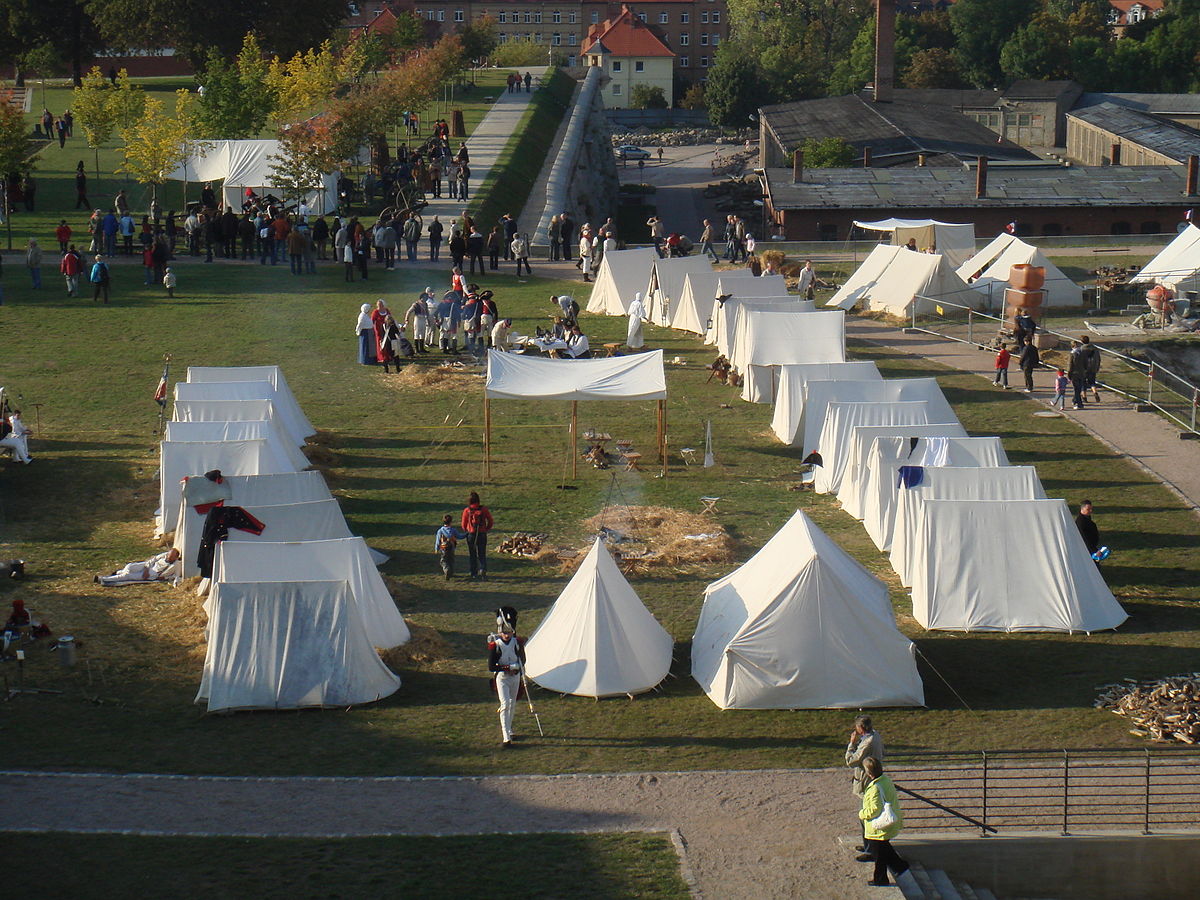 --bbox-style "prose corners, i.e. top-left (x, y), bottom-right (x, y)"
top-left (627, 291), bottom-right (646, 350)
top-left (370, 299), bottom-right (391, 364)
top-left (356, 303), bottom-right (374, 364)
